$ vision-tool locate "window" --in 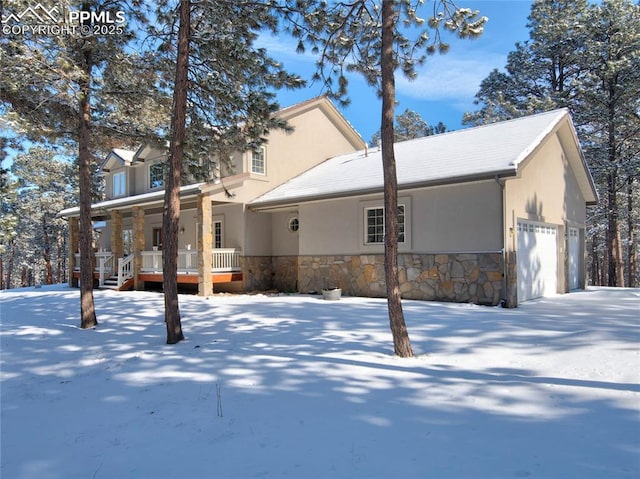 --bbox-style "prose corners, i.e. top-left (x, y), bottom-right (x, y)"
top-left (288, 217), bottom-right (299, 233)
top-left (213, 220), bottom-right (223, 248)
top-left (149, 163), bottom-right (164, 189)
top-left (251, 148), bottom-right (265, 175)
top-left (122, 229), bottom-right (134, 255)
top-left (113, 171), bottom-right (126, 197)
top-left (152, 227), bottom-right (162, 249)
top-left (365, 205), bottom-right (405, 244)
